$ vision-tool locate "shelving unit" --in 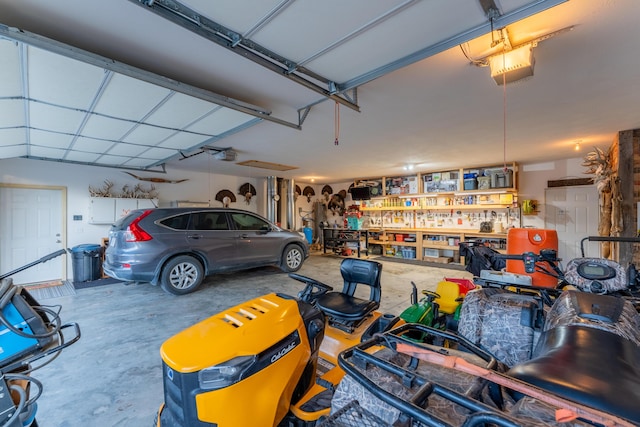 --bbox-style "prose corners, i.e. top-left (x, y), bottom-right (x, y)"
top-left (323, 228), bottom-right (369, 258)
top-left (368, 228), bottom-right (507, 264)
top-left (351, 162), bottom-right (517, 265)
